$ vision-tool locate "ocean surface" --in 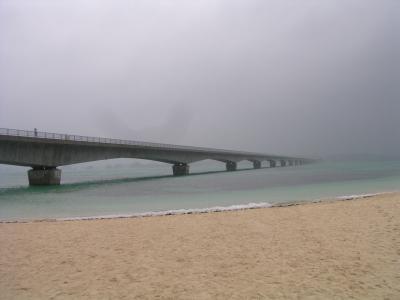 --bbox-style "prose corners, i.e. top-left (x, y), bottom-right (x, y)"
top-left (0, 159), bottom-right (399, 221)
